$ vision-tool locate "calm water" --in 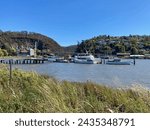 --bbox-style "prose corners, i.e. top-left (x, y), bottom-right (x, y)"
top-left (13, 59), bottom-right (150, 88)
